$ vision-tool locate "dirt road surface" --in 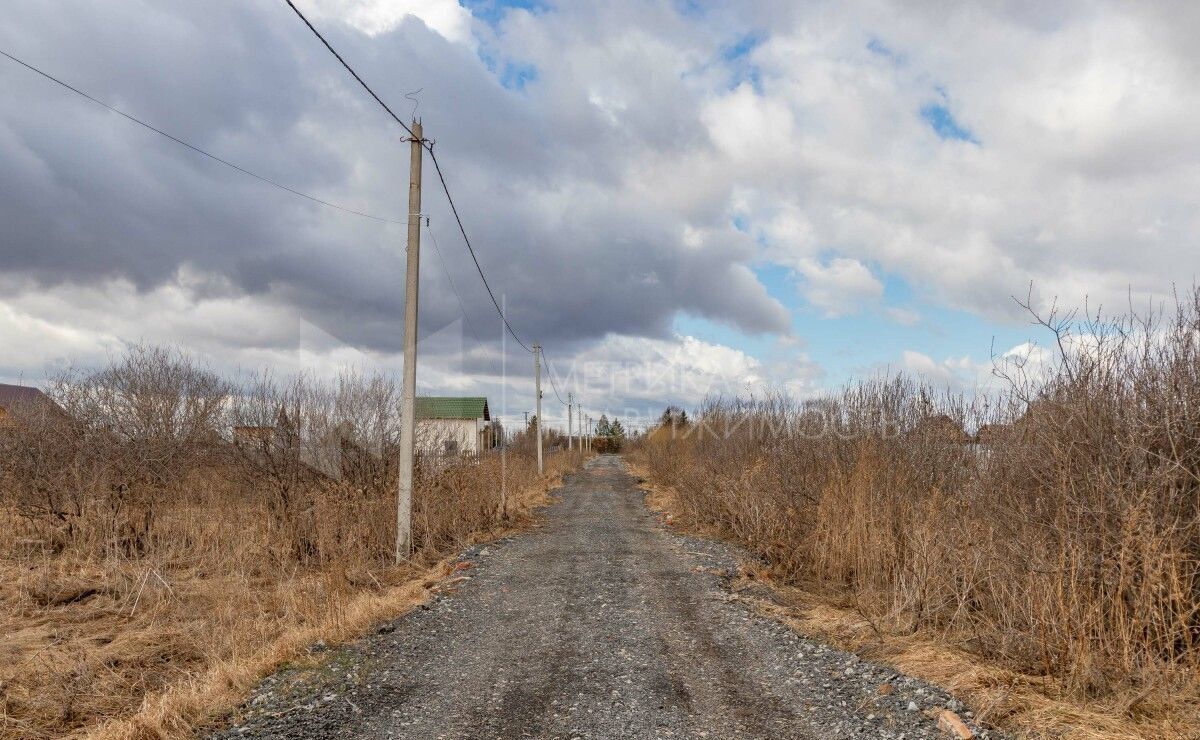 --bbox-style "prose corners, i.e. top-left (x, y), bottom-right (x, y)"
top-left (214, 455), bottom-right (996, 739)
